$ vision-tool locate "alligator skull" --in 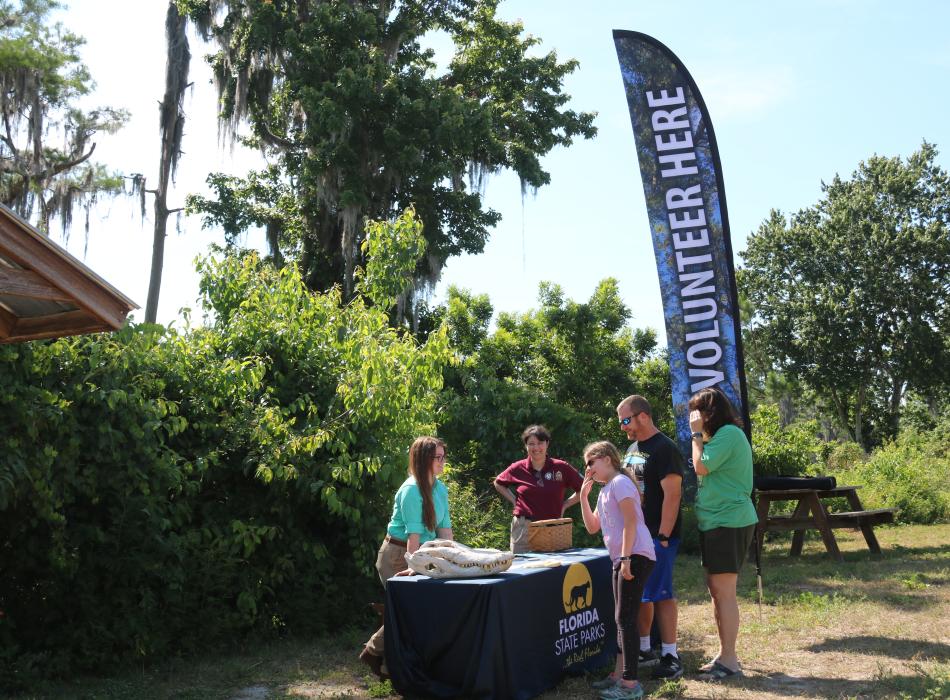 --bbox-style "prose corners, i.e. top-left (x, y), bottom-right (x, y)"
top-left (405, 539), bottom-right (515, 578)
